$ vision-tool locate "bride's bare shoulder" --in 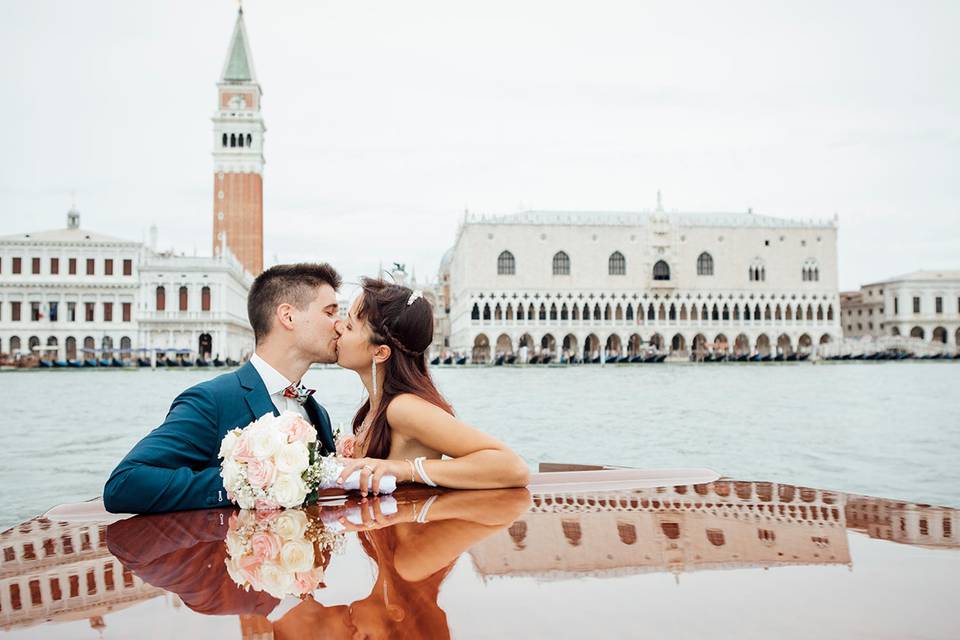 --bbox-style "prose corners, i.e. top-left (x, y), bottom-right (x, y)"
top-left (385, 393), bottom-right (448, 429)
